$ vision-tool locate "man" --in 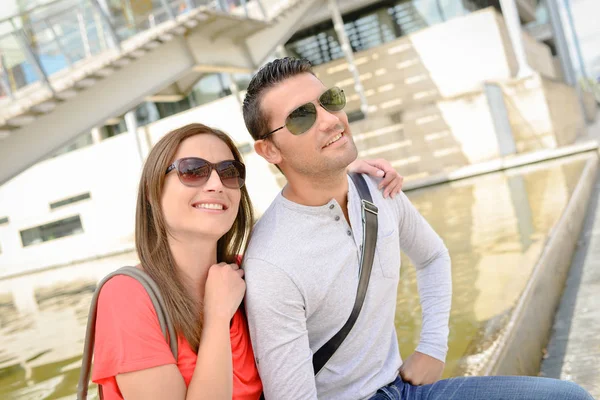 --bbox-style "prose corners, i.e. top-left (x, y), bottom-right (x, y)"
top-left (241, 58), bottom-right (593, 400)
